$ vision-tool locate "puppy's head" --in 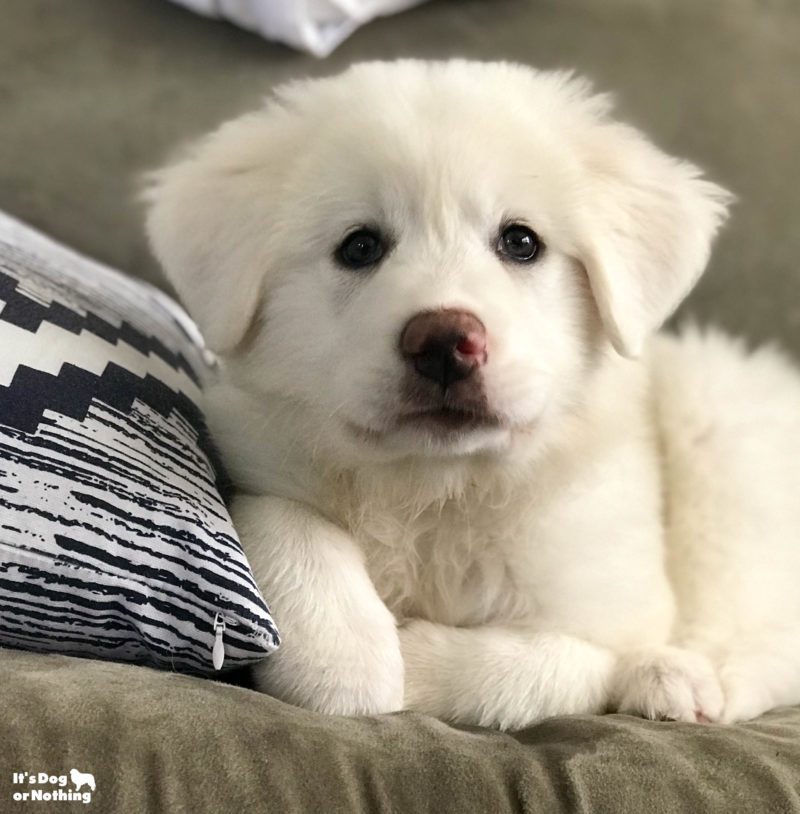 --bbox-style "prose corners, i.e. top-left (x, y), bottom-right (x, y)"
top-left (145, 61), bottom-right (731, 464)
